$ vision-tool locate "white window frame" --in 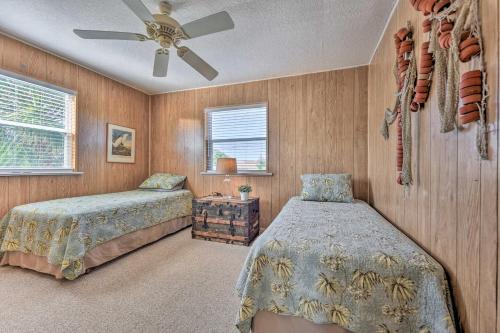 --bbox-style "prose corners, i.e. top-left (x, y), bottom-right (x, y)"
top-left (203, 103), bottom-right (271, 176)
top-left (0, 69), bottom-right (80, 176)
